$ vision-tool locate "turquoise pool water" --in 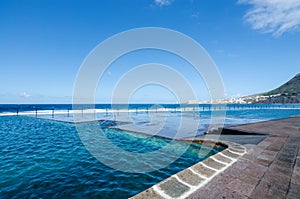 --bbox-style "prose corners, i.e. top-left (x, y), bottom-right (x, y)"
top-left (0, 116), bottom-right (223, 198)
